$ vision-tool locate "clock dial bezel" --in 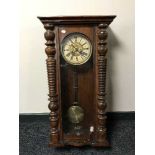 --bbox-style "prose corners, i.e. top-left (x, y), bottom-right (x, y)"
top-left (61, 32), bottom-right (92, 65)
